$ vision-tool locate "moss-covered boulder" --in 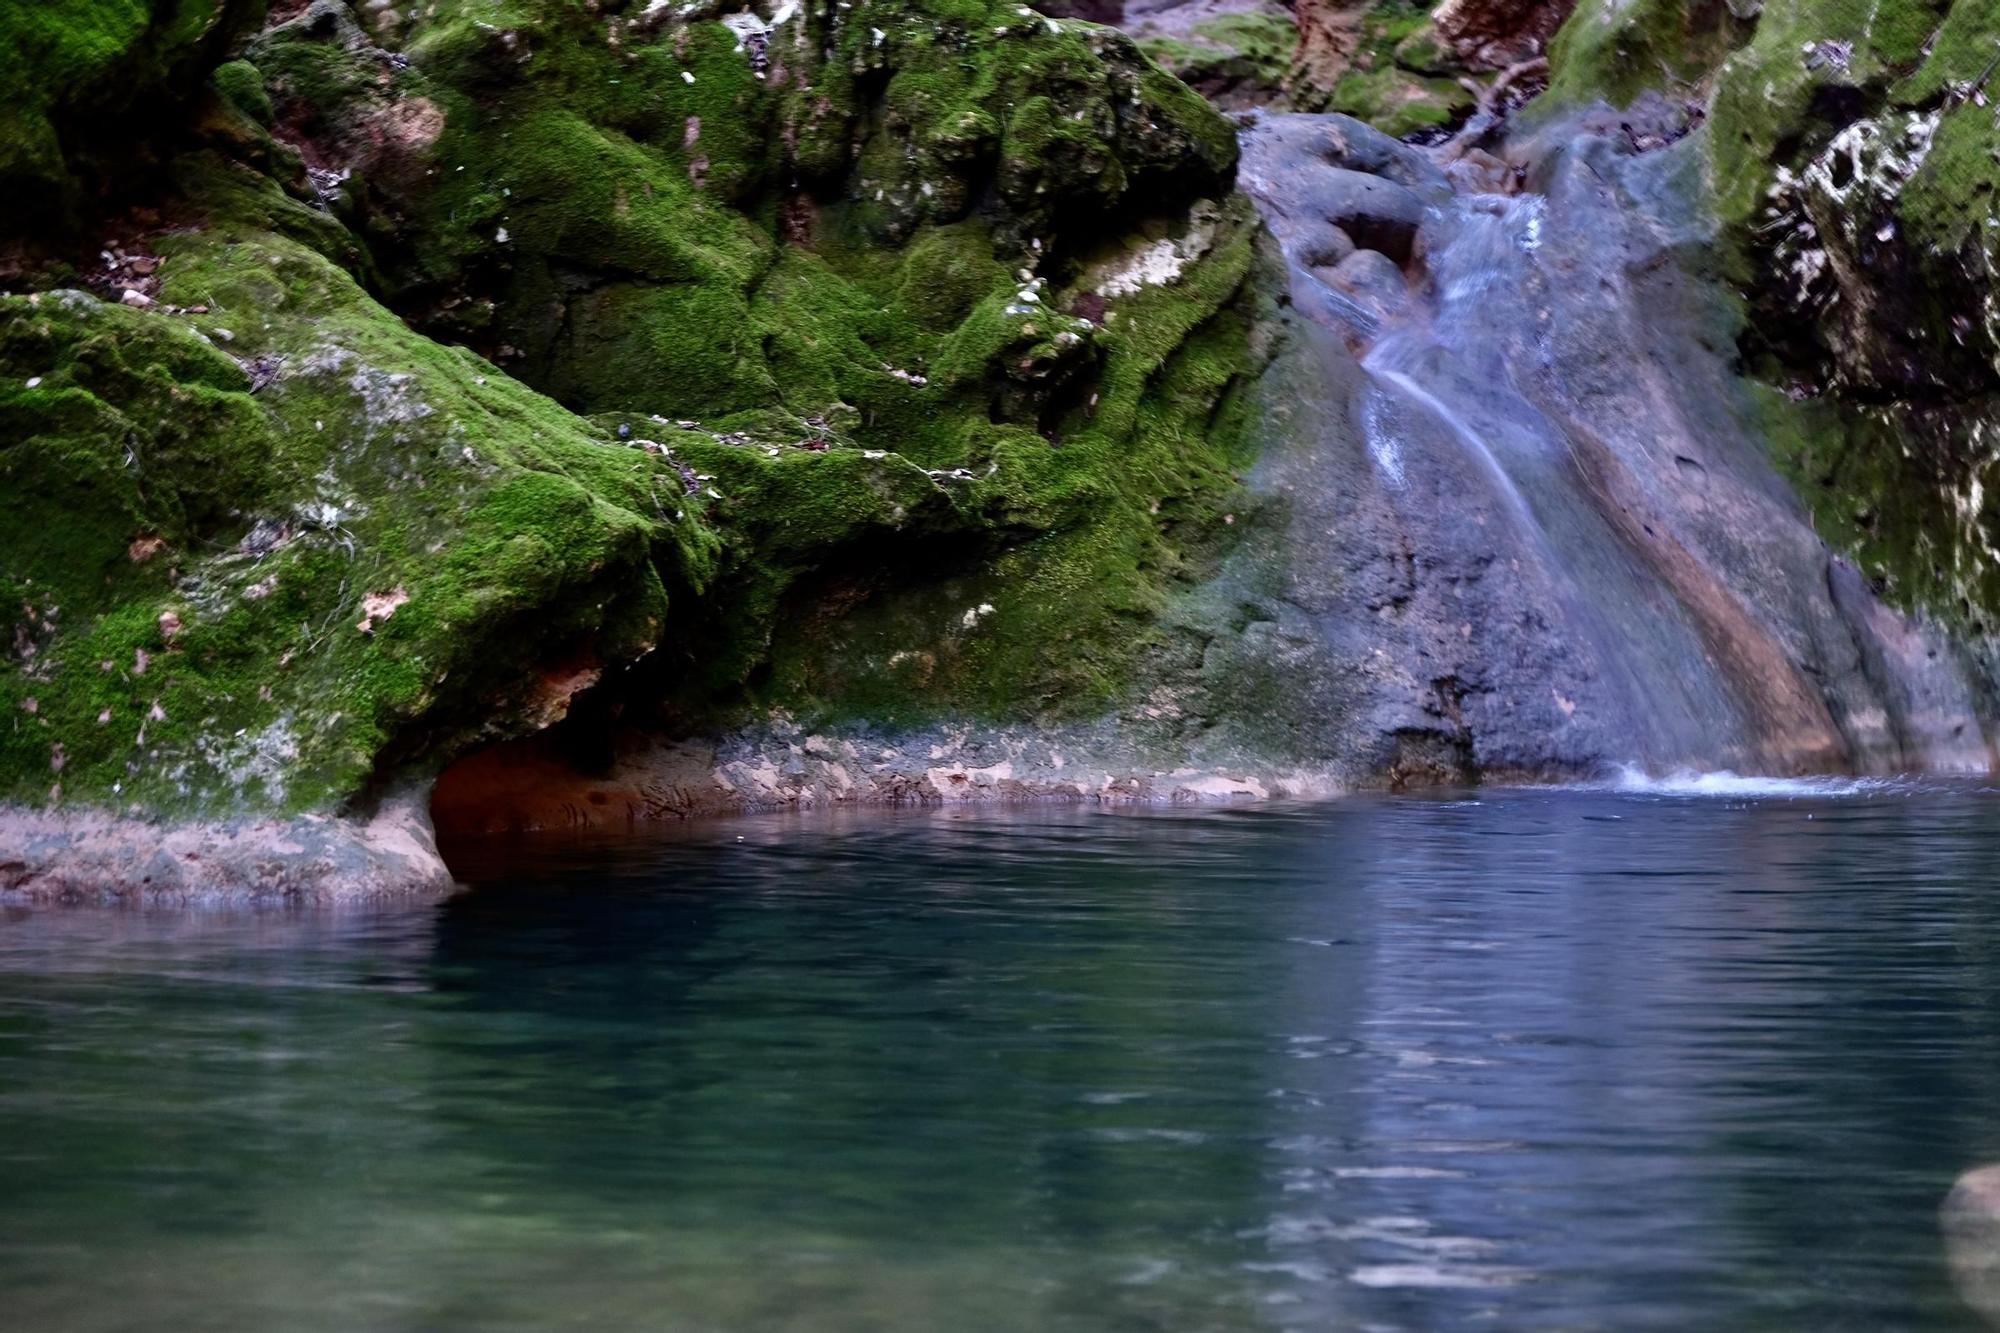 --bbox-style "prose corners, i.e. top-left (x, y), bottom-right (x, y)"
top-left (1, 174), bottom-right (718, 815)
top-left (1289, 0), bottom-right (1565, 139)
top-left (1, 0), bottom-right (1266, 848)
